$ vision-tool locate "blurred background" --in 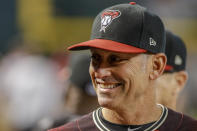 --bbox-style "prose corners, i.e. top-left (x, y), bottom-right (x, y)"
top-left (0, 0), bottom-right (196, 130)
